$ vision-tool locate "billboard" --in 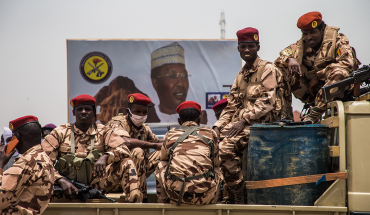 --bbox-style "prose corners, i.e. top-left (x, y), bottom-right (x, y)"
top-left (67, 39), bottom-right (241, 126)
